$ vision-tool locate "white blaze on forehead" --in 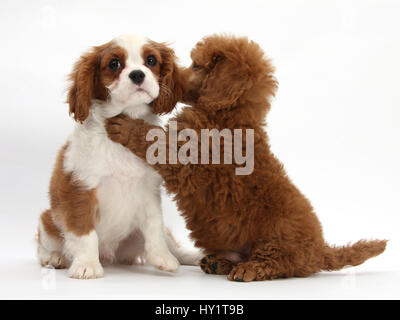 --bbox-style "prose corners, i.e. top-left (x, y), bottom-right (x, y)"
top-left (113, 34), bottom-right (149, 66)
